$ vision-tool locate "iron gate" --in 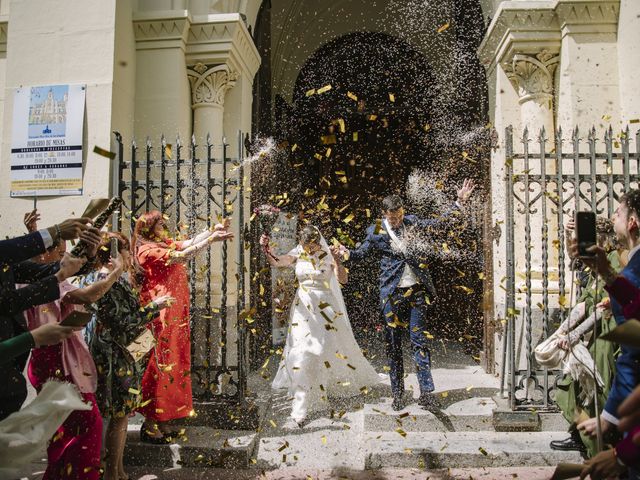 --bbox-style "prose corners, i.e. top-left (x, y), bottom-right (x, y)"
top-left (503, 125), bottom-right (640, 410)
top-left (112, 131), bottom-right (250, 404)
